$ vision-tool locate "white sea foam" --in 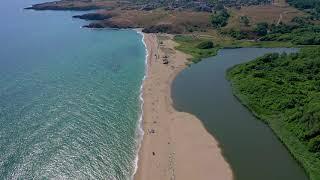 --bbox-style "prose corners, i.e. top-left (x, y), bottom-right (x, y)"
top-left (131, 29), bottom-right (148, 180)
